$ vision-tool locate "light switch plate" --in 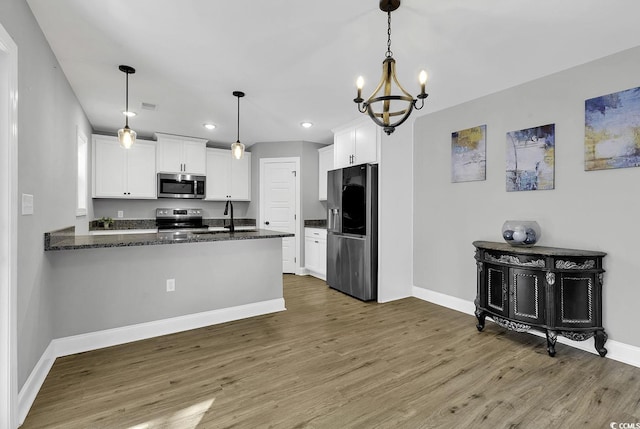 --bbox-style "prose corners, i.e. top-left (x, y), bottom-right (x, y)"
top-left (117, 210), bottom-right (124, 218)
top-left (22, 194), bottom-right (34, 215)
